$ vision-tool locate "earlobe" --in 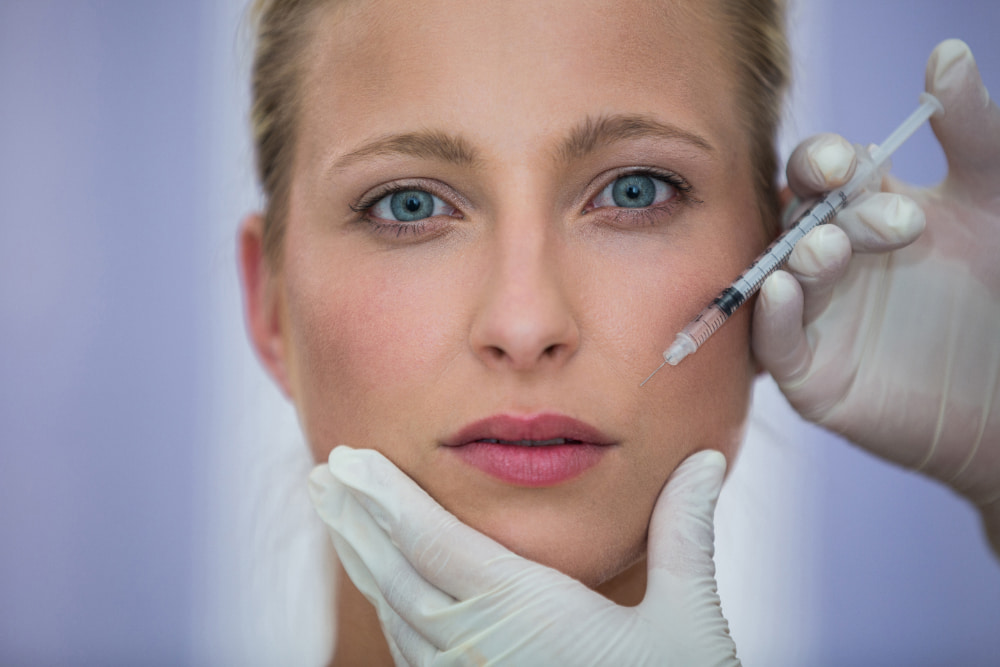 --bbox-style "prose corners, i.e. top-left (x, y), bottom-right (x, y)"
top-left (238, 213), bottom-right (294, 398)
